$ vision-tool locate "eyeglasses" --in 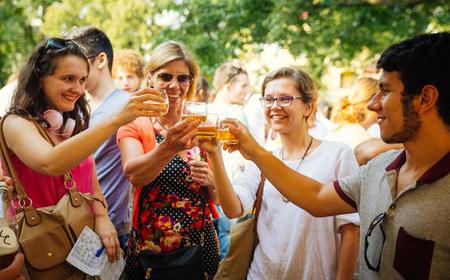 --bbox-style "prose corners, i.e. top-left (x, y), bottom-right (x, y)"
top-left (260, 95), bottom-right (303, 108)
top-left (364, 212), bottom-right (387, 271)
top-left (156, 73), bottom-right (192, 85)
